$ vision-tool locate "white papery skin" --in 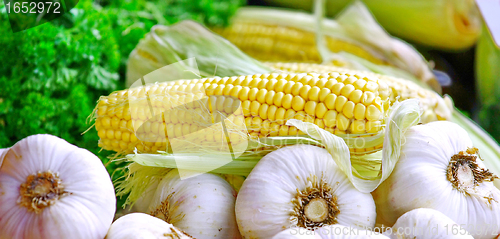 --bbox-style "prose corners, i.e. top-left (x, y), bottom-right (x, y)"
top-left (148, 169), bottom-right (241, 239)
top-left (384, 208), bottom-right (473, 239)
top-left (236, 145), bottom-right (376, 238)
top-left (0, 148), bottom-right (7, 166)
top-left (0, 134), bottom-right (116, 239)
top-left (106, 213), bottom-right (192, 239)
top-left (372, 121), bottom-right (500, 239)
top-left (131, 179), bottom-right (161, 213)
